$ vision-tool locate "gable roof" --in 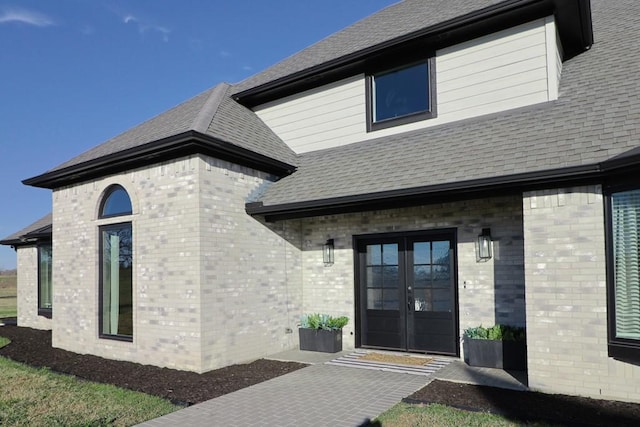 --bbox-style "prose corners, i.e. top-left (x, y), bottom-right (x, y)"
top-left (248, 0), bottom-right (640, 220)
top-left (0, 213), bottom-right (52, 246)
top-left (24, 83), bottom-right (297, 189)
